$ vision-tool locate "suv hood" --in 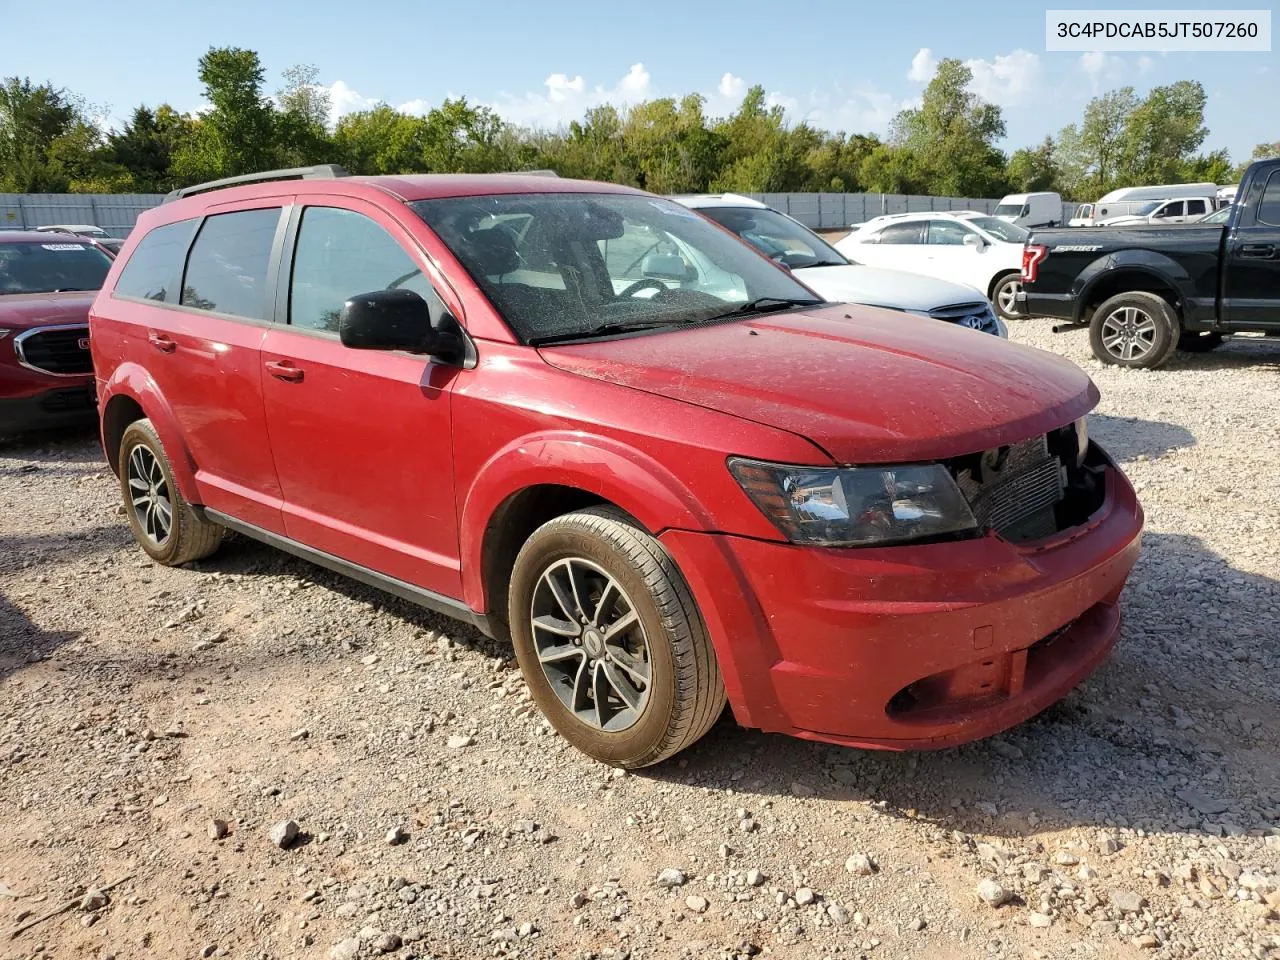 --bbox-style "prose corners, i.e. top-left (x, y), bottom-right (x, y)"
top-left (792, 263), bottom-right (987, 313)
top-left (540, 305), bottom-right (1097, 463)
top-left (0, 292), bottom-right (95, 331)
